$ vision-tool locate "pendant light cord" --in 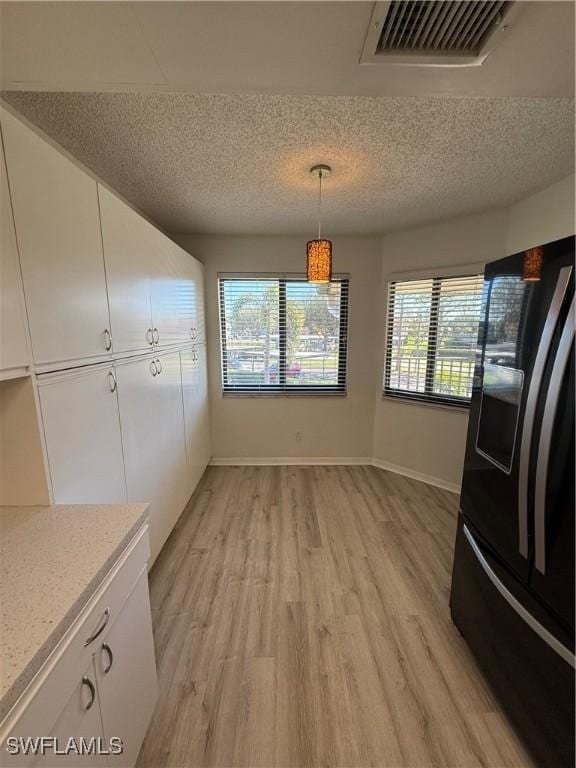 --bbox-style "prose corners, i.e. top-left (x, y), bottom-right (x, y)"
top-left (318, 170), bottom-right (323, 240)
